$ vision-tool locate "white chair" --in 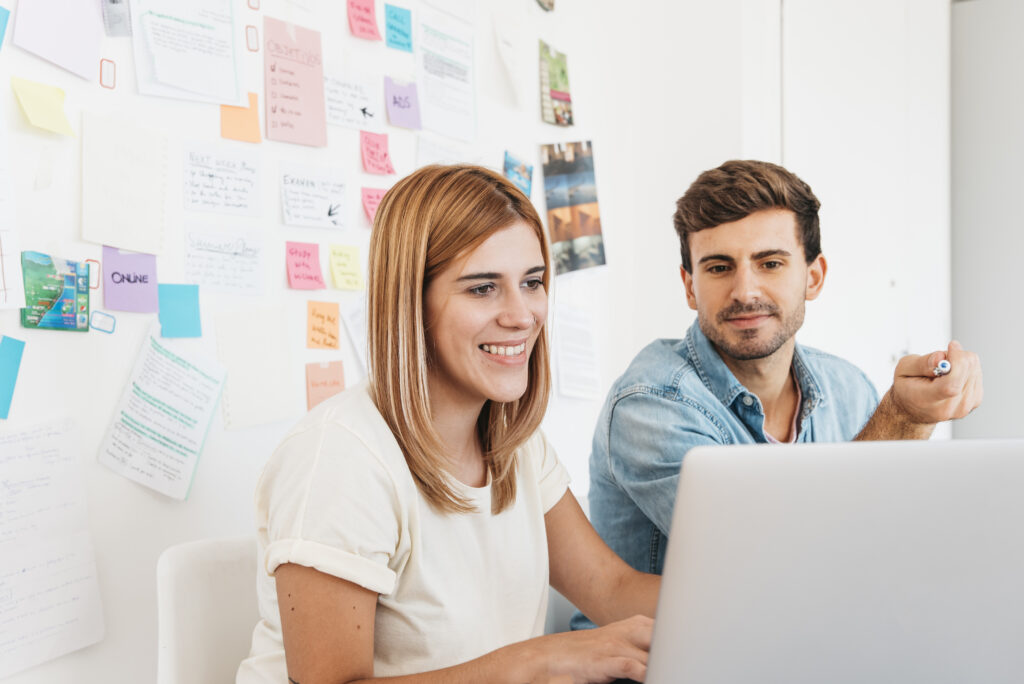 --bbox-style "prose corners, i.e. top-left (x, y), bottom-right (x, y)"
top-left (156, 536), bottom-right (259, 684)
